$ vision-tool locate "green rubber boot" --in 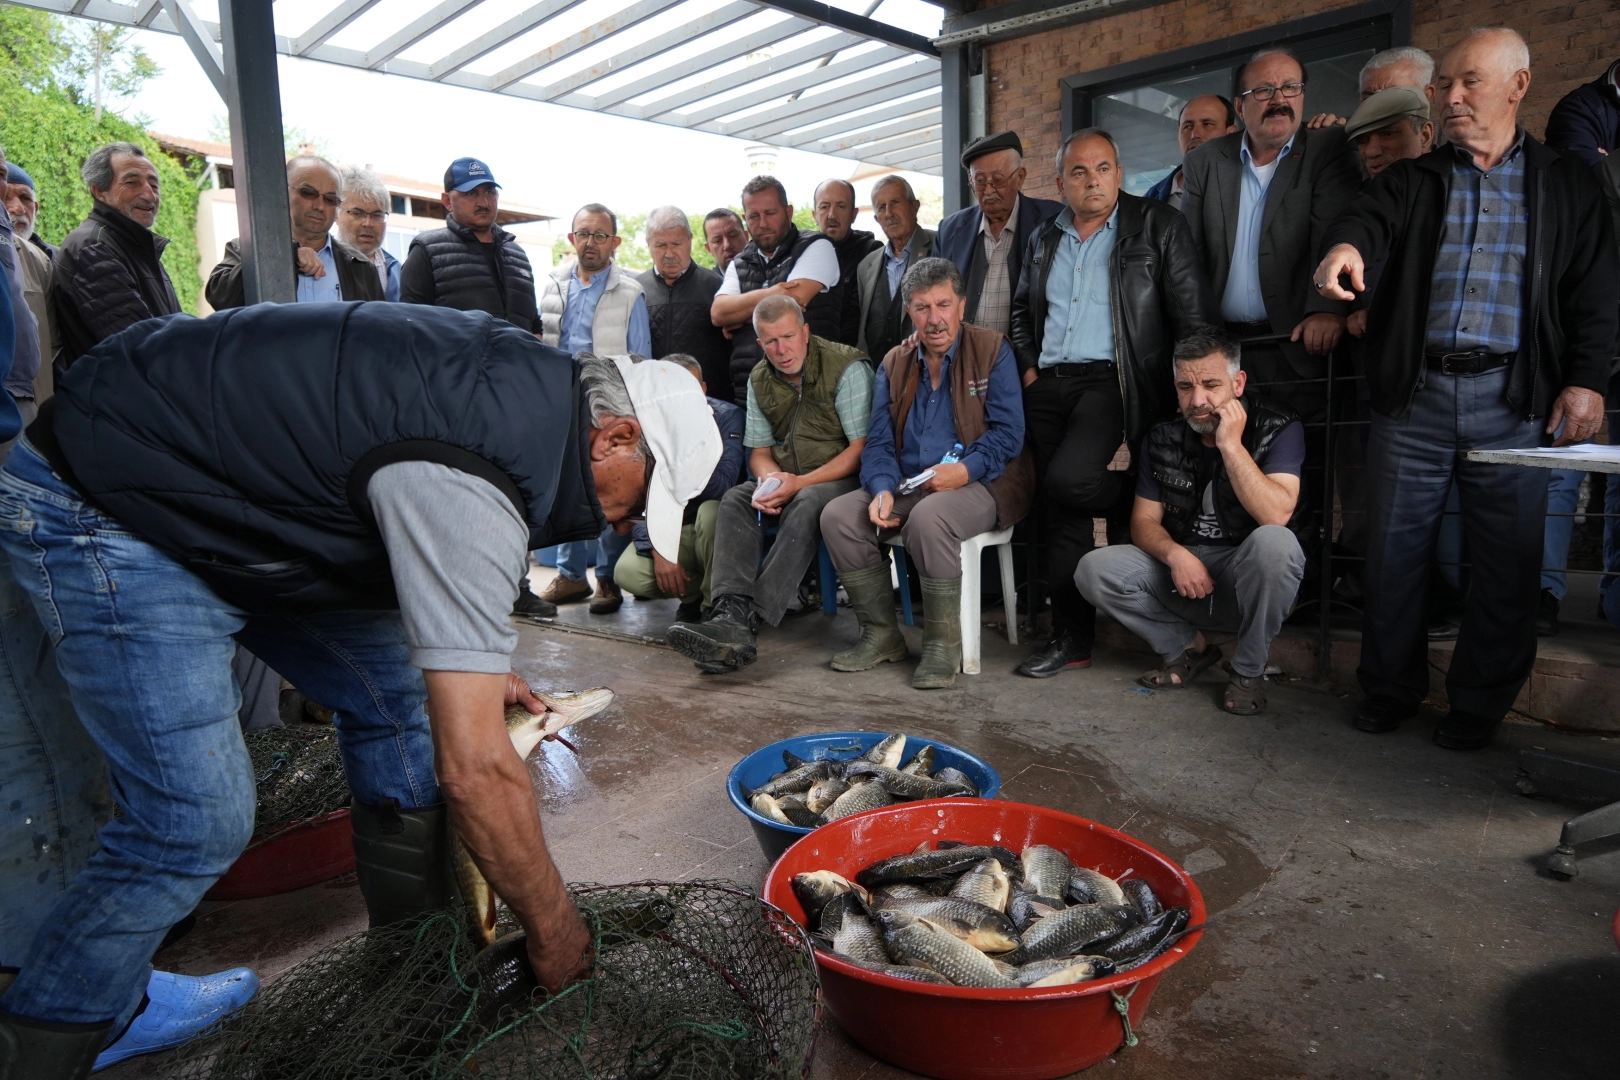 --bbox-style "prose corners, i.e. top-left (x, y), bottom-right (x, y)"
top-left (0, 1012), bottom-right (111, 1080)
top-left (913, 577), bottom-right (963, 690)
top-left (350, 799), bottom-right (458, 927)
top-left (831, 564), bottom-right (908, 672)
